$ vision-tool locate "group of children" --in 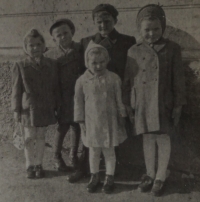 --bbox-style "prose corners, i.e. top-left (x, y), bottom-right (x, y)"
top-left (11, 3), bottom-right (186, 196)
